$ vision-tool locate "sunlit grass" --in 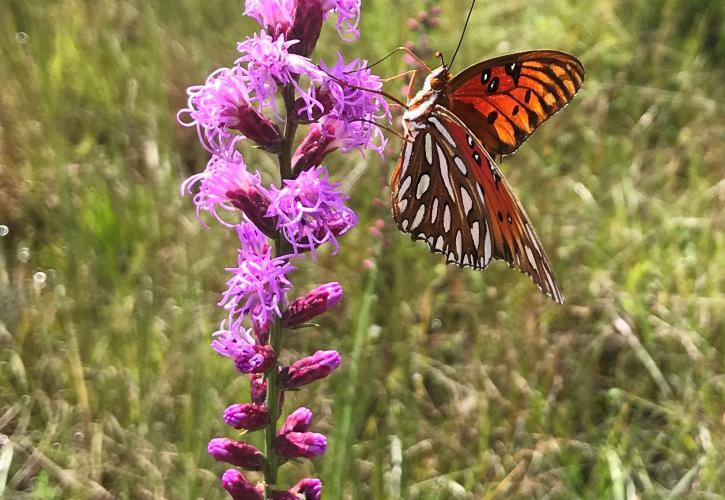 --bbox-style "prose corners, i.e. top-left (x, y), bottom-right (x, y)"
top-left (1, 0), bottom-right (724, 497)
